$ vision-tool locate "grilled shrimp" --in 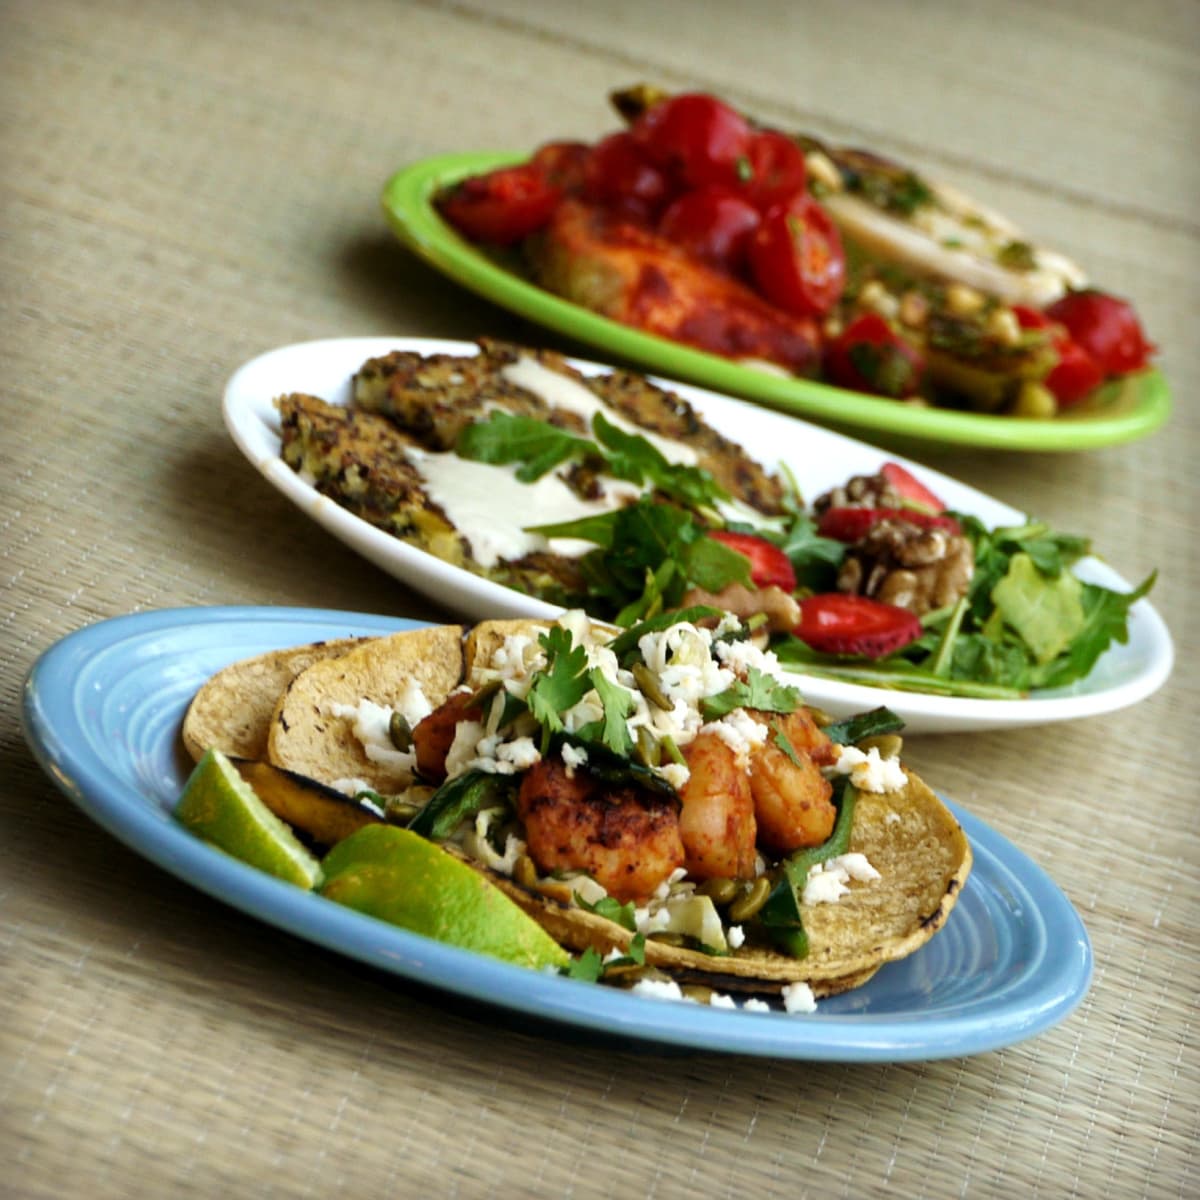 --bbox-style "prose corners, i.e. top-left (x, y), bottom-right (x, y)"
top-left (748, 708), bottom-right (836, 854)
top-left (412, 690), bottom-right (483, 782)
top-left (678, 730), bottom-right (758, 880)
top-left (516, 756), bottom-right (685, 903)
